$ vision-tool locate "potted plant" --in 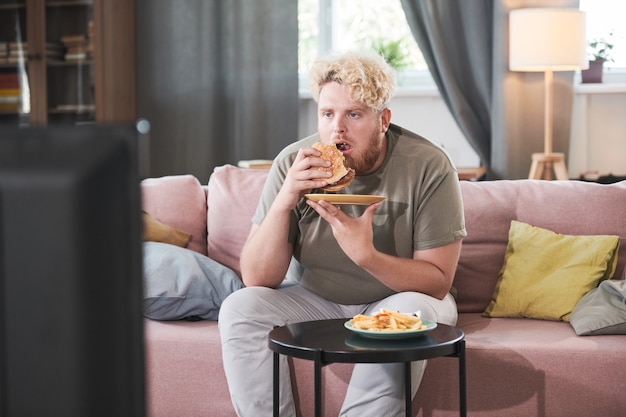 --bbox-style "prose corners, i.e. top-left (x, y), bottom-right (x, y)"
top-left (370, 38), bottom-right (413, 85)
top-left (581, 32), bottom-right (614, 83)
top-left (371, 39), bottom-right (410, 71)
